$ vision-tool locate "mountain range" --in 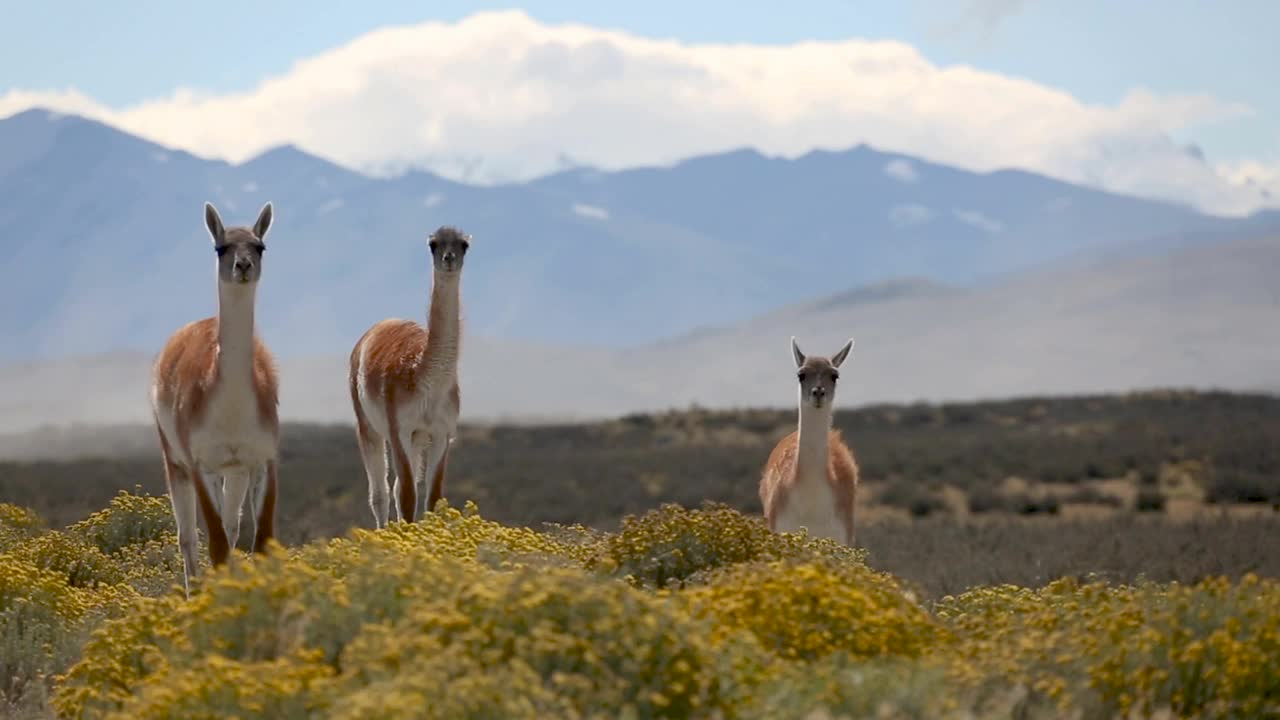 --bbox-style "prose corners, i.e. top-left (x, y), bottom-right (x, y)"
top-left (1, 107), bottom-right (1277, 432)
